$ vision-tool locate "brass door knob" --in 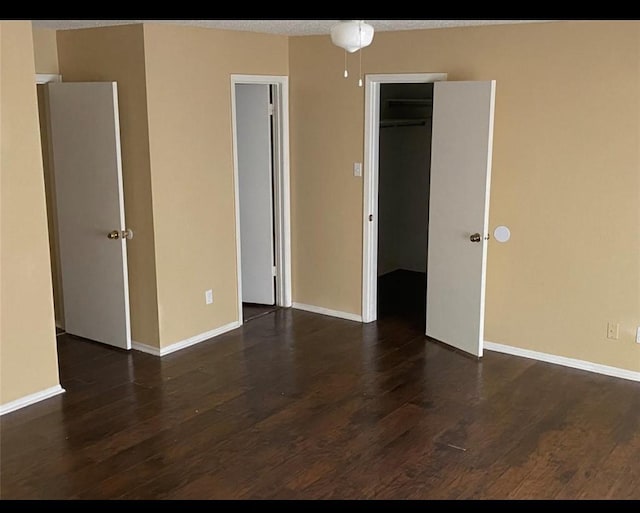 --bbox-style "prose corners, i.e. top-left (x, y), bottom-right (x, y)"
top-left (107, 229), bottom-right (133, 240)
